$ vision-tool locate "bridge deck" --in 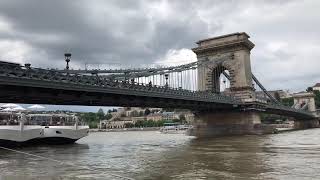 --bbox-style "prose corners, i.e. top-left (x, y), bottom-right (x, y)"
top-left (0, 61), bottom-right (316, 119)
